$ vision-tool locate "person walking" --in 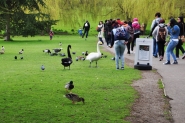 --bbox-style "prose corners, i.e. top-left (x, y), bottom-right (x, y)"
top-left (132, 18), bottom-right (141, 54)
top-left (82, 20), bottom-right (90, 40)
top-left (49, 30), bottom-right (54, 40)
top-left (163, 18), bottom-right (180, 65)
top-left (152, 19), bottom-right (168, 61)
top-left (176, 16), bottom-right (185, 59)
top-left (149, 12), bottom-right (162, 58)
top-left (104, 20), bottom-right (112, 46)
top-left (109, 21), bottom-right (129, 70)
top-left (124, 21), bottom-right (134, 54)
top-left (97, 21), bottom-right (104, 44)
